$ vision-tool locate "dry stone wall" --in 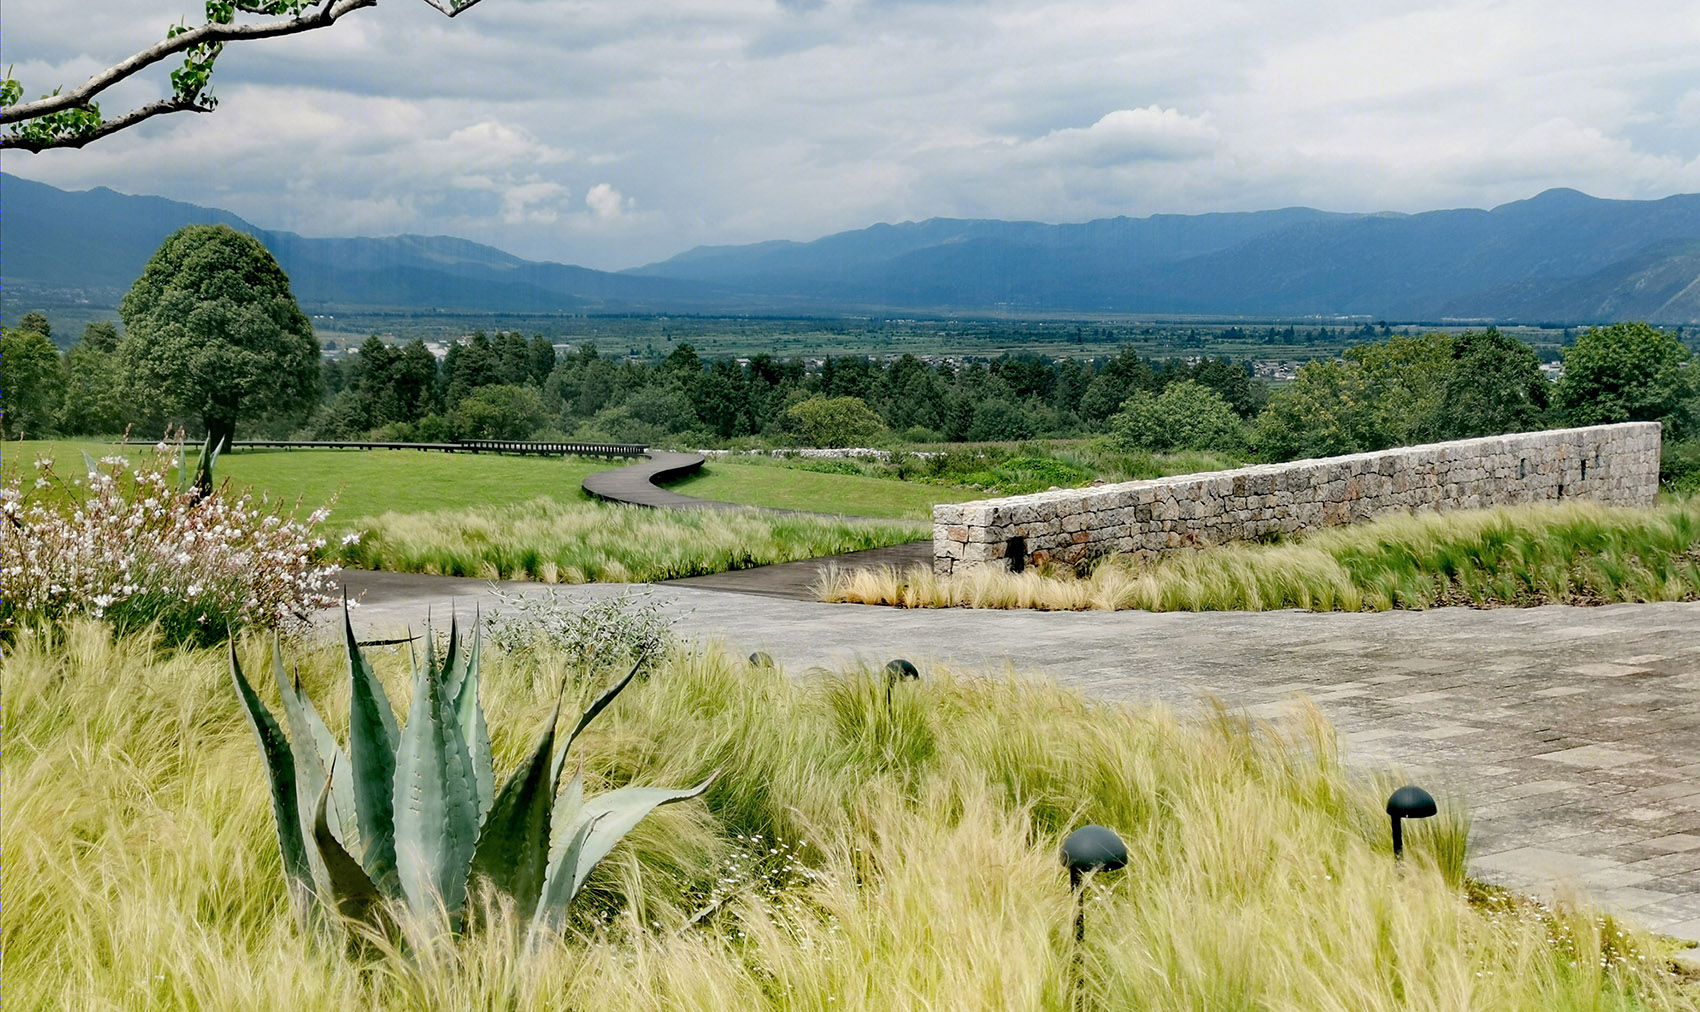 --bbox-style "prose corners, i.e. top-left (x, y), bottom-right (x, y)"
top-left (933, 423), bottom-right (1663, 575)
